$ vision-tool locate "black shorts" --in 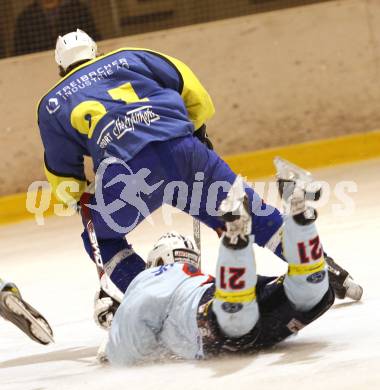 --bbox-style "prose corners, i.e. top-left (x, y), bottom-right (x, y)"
top-left (197, 275), bottom-right (335, 356)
